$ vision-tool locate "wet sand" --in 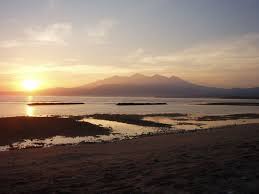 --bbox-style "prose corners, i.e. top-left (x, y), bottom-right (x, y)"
top-left (0, 117), bottom-right (110, 146)
top-left (0, 124), bottom-right (259, 193)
